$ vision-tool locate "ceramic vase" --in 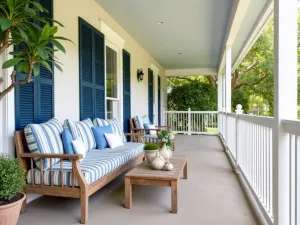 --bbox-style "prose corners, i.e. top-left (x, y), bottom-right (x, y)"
top-left (144, 150), bottom-right (158, 164)
top-left (159, 143), bottom-right (172, 161)
top-left (151, 152), bottom-right (165, 170)
top-left (163, 162), bottom-right (174, 171)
